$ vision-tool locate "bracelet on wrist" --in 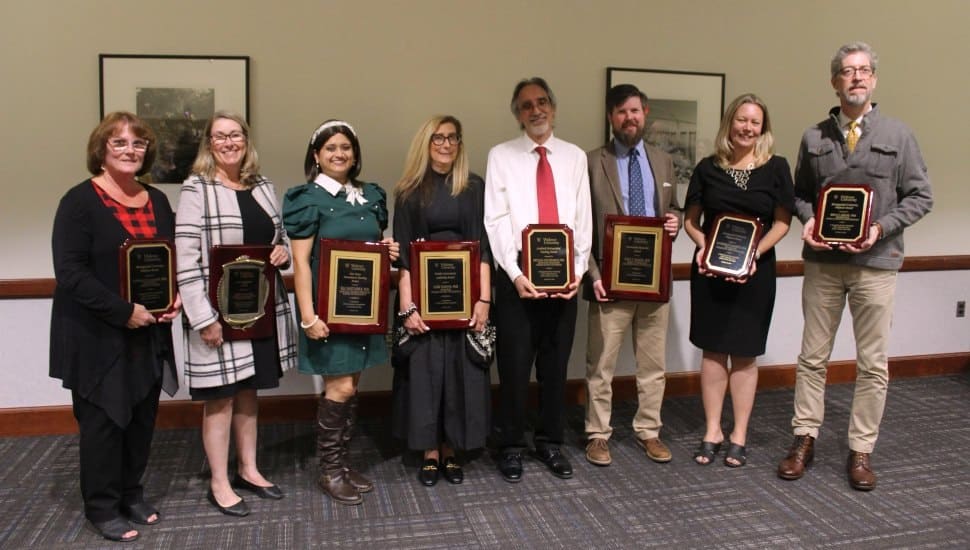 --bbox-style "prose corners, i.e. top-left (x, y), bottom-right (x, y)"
top-left (397, 303), bottom-right (418, 320)
top-left (300, 315), bottom-right (320, 330)
top-left (478, 298), bottom-right (492, 305)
